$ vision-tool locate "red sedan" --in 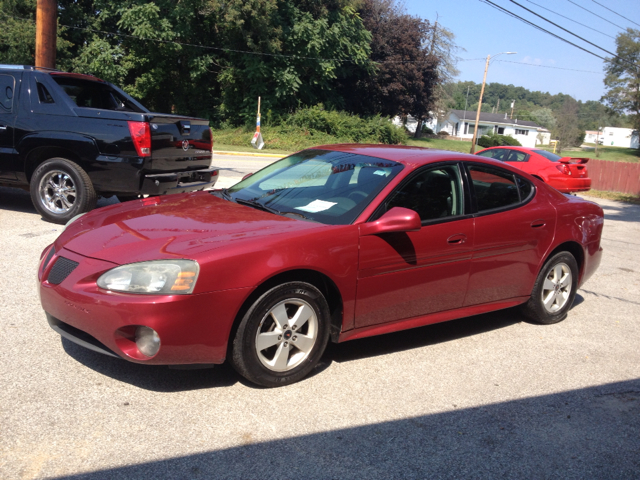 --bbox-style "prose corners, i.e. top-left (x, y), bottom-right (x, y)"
top-left (476, 146), bottom-right (591, 193)
top-left (38, 145), bottom-right (604, 387)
